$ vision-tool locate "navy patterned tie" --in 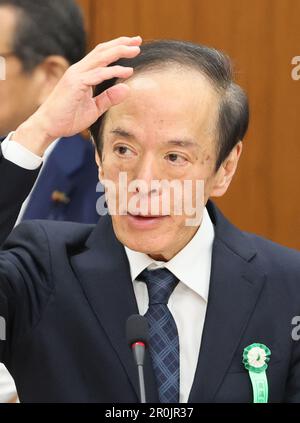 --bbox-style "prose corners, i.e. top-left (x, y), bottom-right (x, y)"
top-left (138, 267), bottom-right (180, 403)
